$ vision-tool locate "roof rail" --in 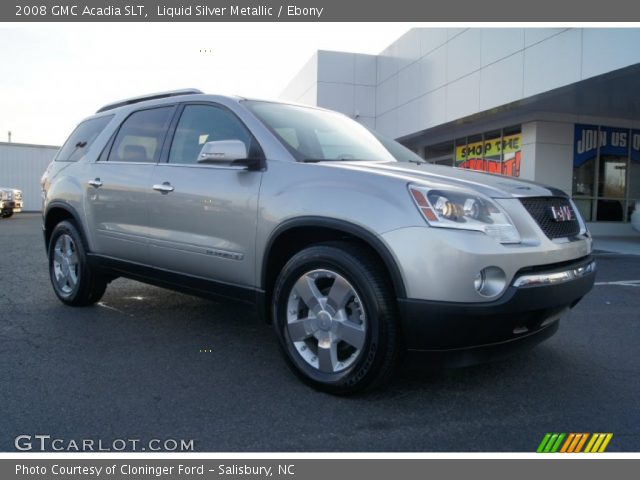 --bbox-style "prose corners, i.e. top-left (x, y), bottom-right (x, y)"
top-left (96, 88), bottom-right (203, 113)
